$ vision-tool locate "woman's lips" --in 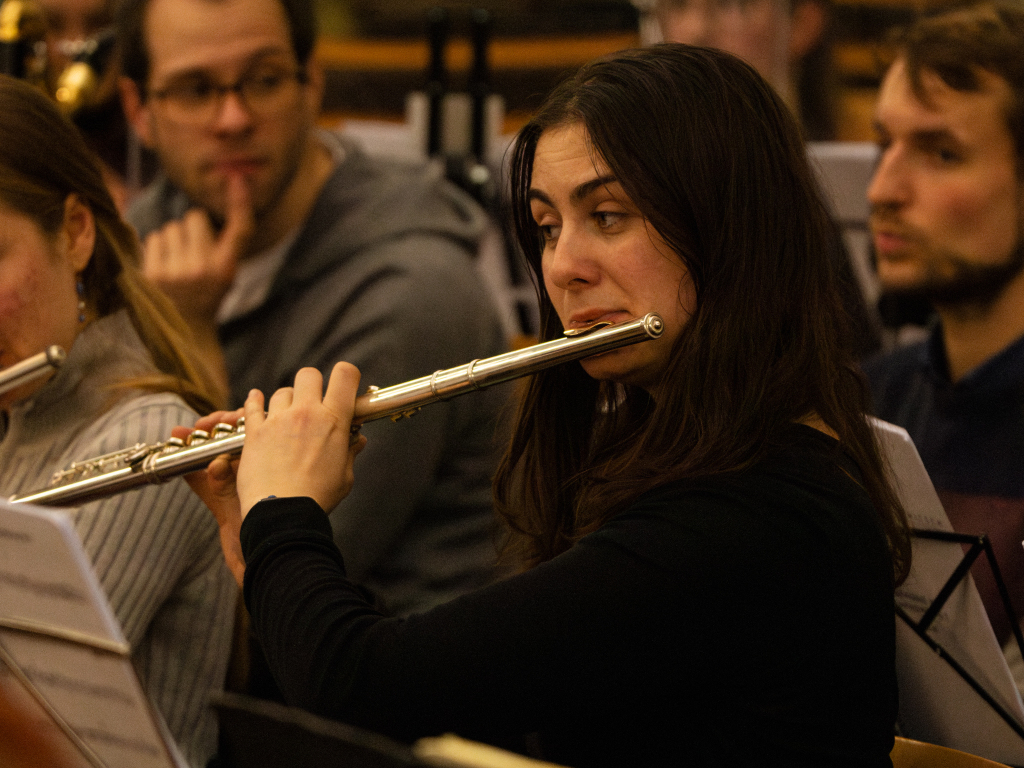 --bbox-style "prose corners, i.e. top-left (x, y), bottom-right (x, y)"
top-left (566, 310), bottom-right (628, 331)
